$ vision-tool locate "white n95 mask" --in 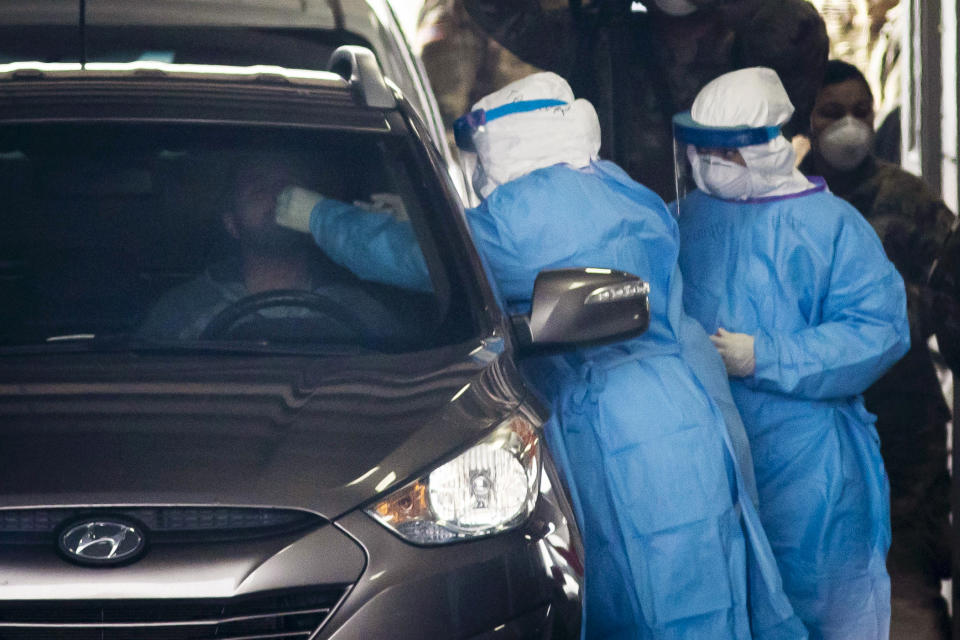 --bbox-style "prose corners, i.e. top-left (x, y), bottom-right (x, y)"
top-left (692, 153), bottom-right (752, 200)
top-left (818, 116), bottom-right (874, 171)
top-left (654, 0), bottom-right (698, 16)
